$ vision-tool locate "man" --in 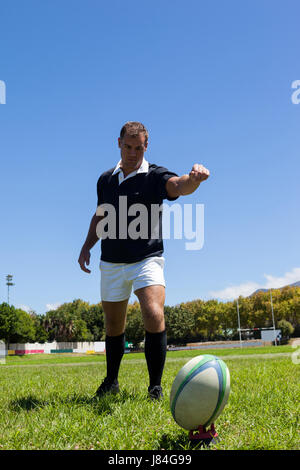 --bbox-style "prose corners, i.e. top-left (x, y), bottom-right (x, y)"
top-left (78, 121), bottom-right (209, 400)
